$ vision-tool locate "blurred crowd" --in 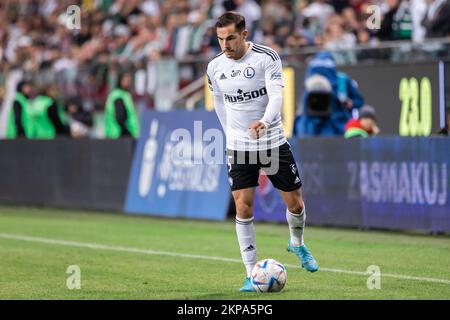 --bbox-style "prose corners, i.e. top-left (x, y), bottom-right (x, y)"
top-left (0, 0), bottom-right (450, 138)
top-left (1, 0), bottom-right (450, 74)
